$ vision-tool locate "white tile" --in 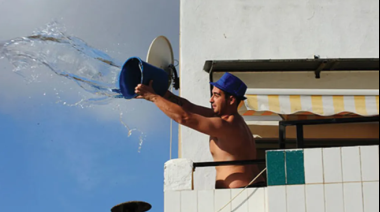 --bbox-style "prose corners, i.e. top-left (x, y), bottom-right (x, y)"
top-left (265, 188), bottom-right (269, 212)
top-left (248, 187), bottom-right (266, 212)
top-left (304, 148), bottom-right (324, 184)
top-left (181, 190), bottom-right (197, 212)
top-left (231, 189), bottom-right (248, 212)
top-left (287, 185), bottom-right (306, 212)
top-left (215, 189), bottom-right (231, 212)
top-left (344, 183), bottom-right (364, 212)
top-left (198, 190), bottom-right (214, 212)
top-left (363, 182), bottom-right (380, 212)
top-left (267, 186), bottom-right (287, 212)
top-left (165, 191), bottom-right (181, 212)
top-left (342, 147), bottom-right (362, 182)
top-left (305, 184), bottom-right (325, 212)
top-left (325, 184), bottom-right (344, 212)
top-left (361, 146), bottom-right (379, 181)
top-left (323, 148), bottom-right (343, 183)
